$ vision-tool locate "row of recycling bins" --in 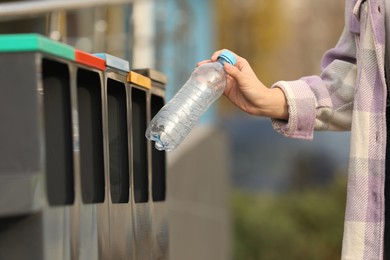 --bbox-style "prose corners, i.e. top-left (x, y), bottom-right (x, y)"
top-left (0, 34), bottom-right (168, 260)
